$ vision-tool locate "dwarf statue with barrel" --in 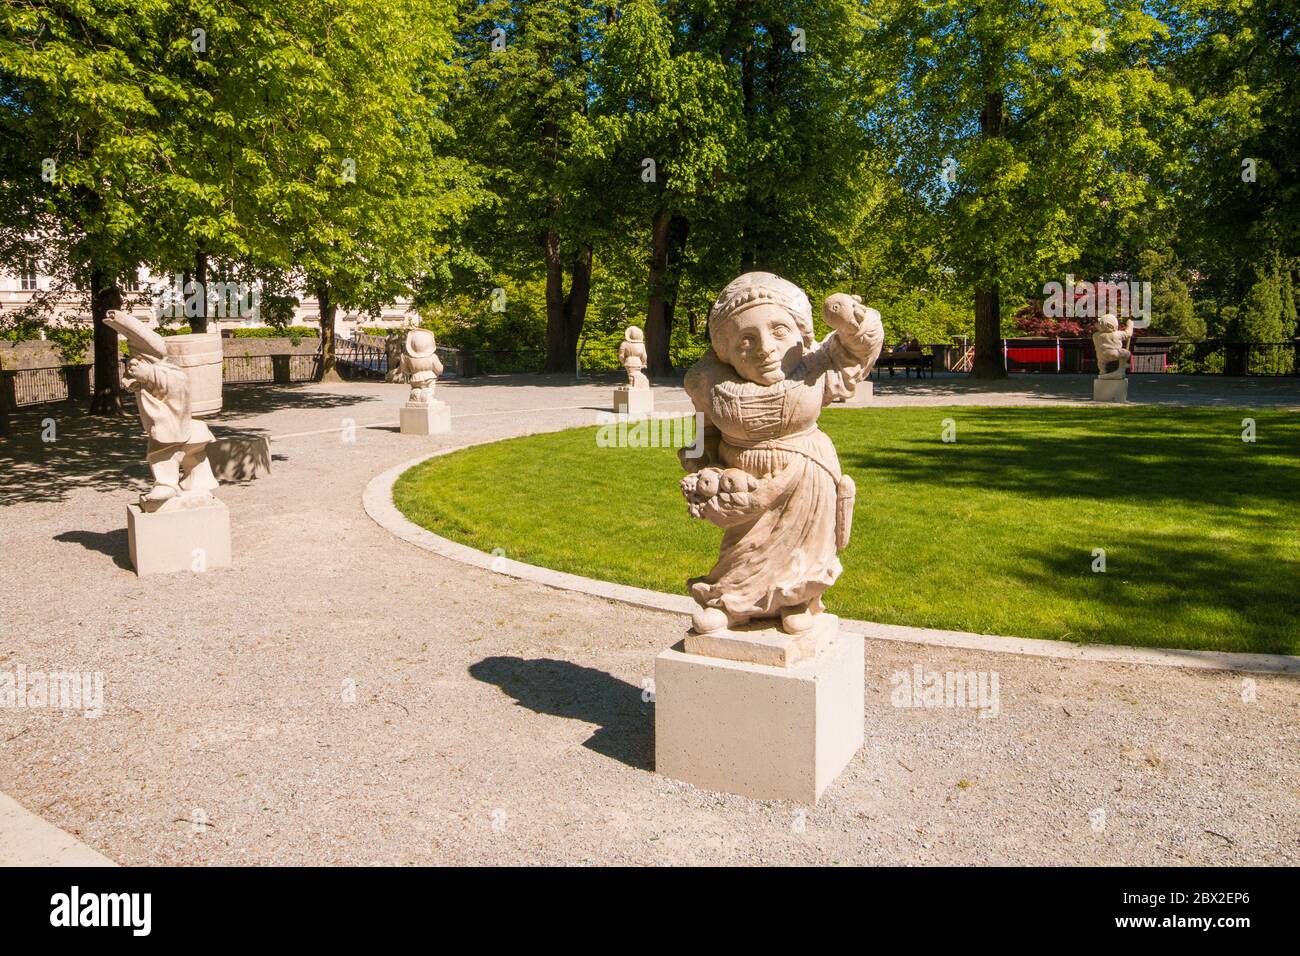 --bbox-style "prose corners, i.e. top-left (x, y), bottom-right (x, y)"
top-left (105, 311), bottom-right (219, 513)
